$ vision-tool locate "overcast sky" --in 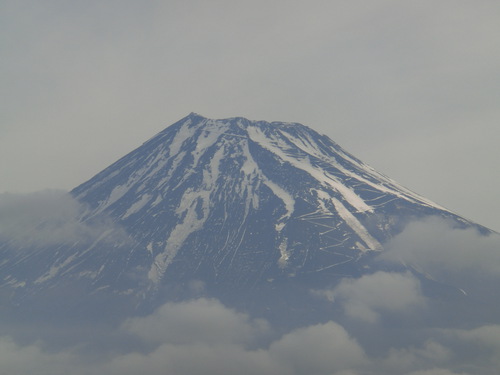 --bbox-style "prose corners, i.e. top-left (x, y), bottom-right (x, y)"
top-left (1, 0), bottom-right (499, 231)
